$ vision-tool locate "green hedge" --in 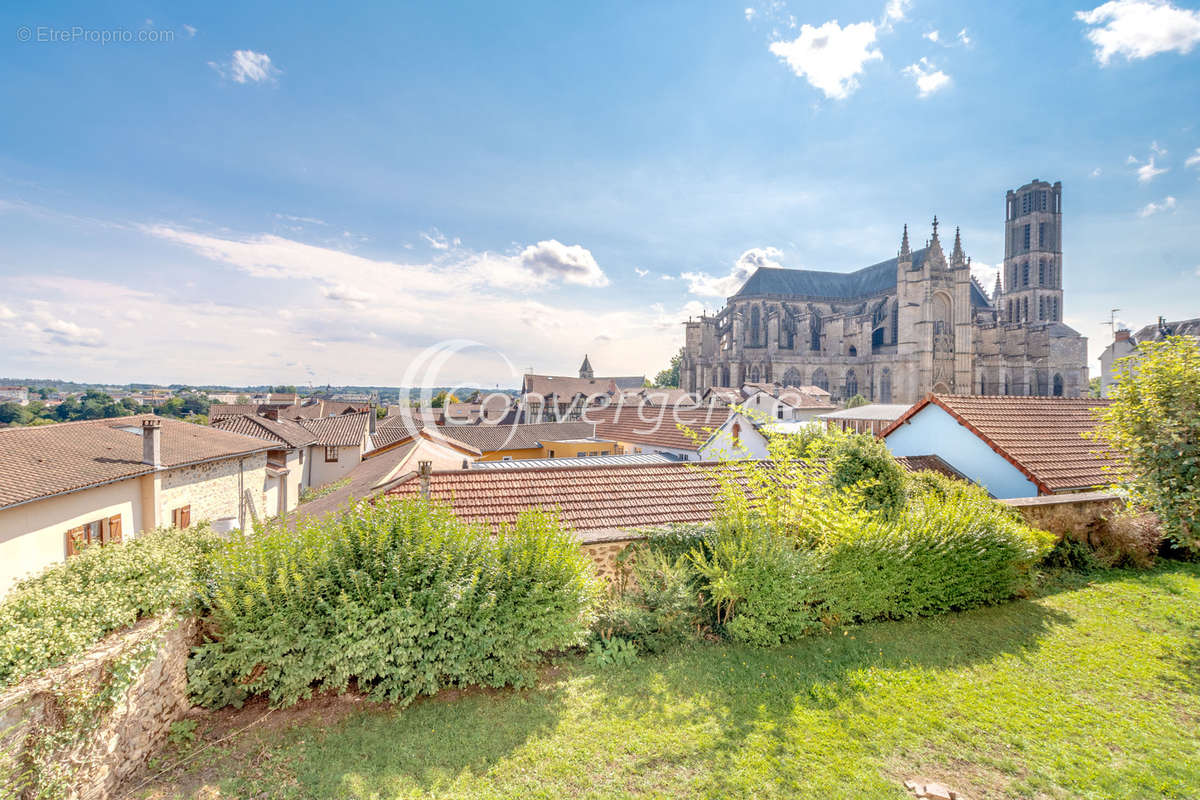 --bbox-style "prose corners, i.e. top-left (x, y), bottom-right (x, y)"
top-left (189, 499), bottom-right (598, 709)
top-left (0, 527), bottom-right (221, 688)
